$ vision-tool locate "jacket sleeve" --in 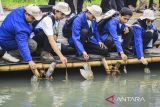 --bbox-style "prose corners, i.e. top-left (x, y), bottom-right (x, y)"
top-left (132, 25), bottom-right (144, 58)
top-left (149, 24), bottom-right (157, 32)
top-left (107, 20), bottom-right (123, 53)
top-left (94, 21), bottom-right (101, 42)
top-left (15, 22), bottom-right (32, 62)
top-left (72, 17), bottom-right (85, 55)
